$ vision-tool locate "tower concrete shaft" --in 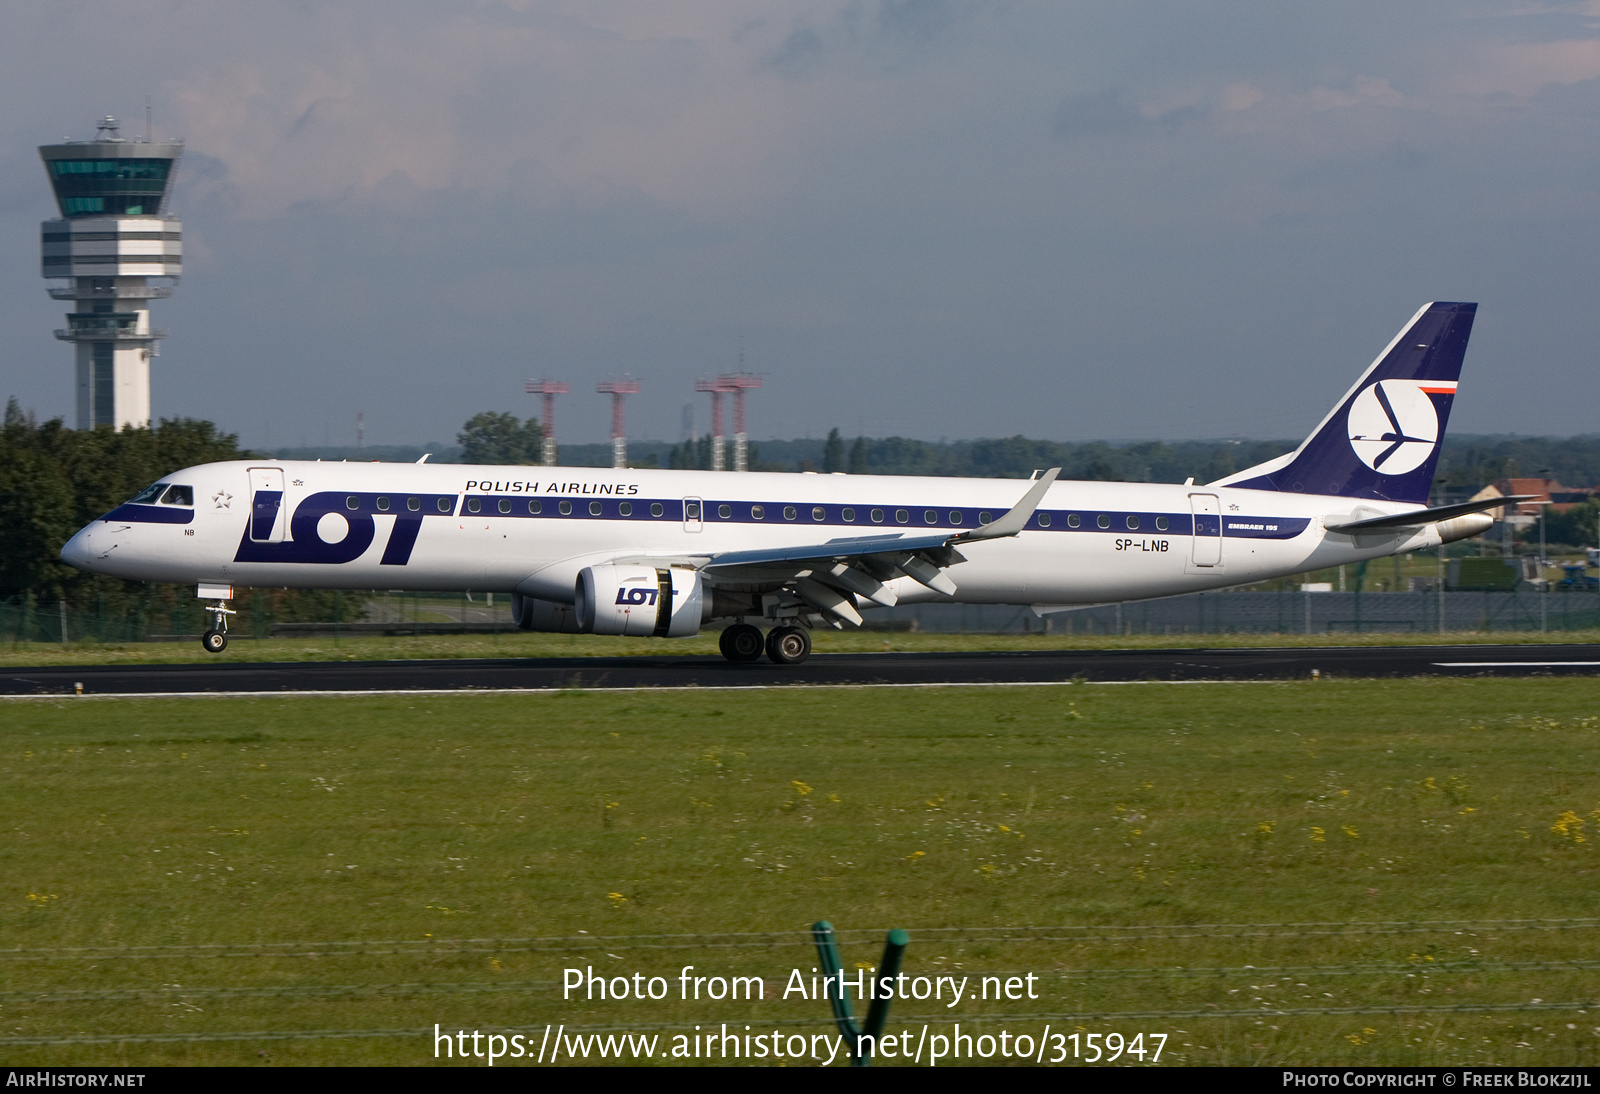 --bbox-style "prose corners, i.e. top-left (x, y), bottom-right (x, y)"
top-left (719, 372), bottom-right (762, 472)
top-left (524, 379), bottom-right (569, 466)
top-left (596, 379), bottom-right (641, 469)
top-left (40, 116), bottom-right (182, 430)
